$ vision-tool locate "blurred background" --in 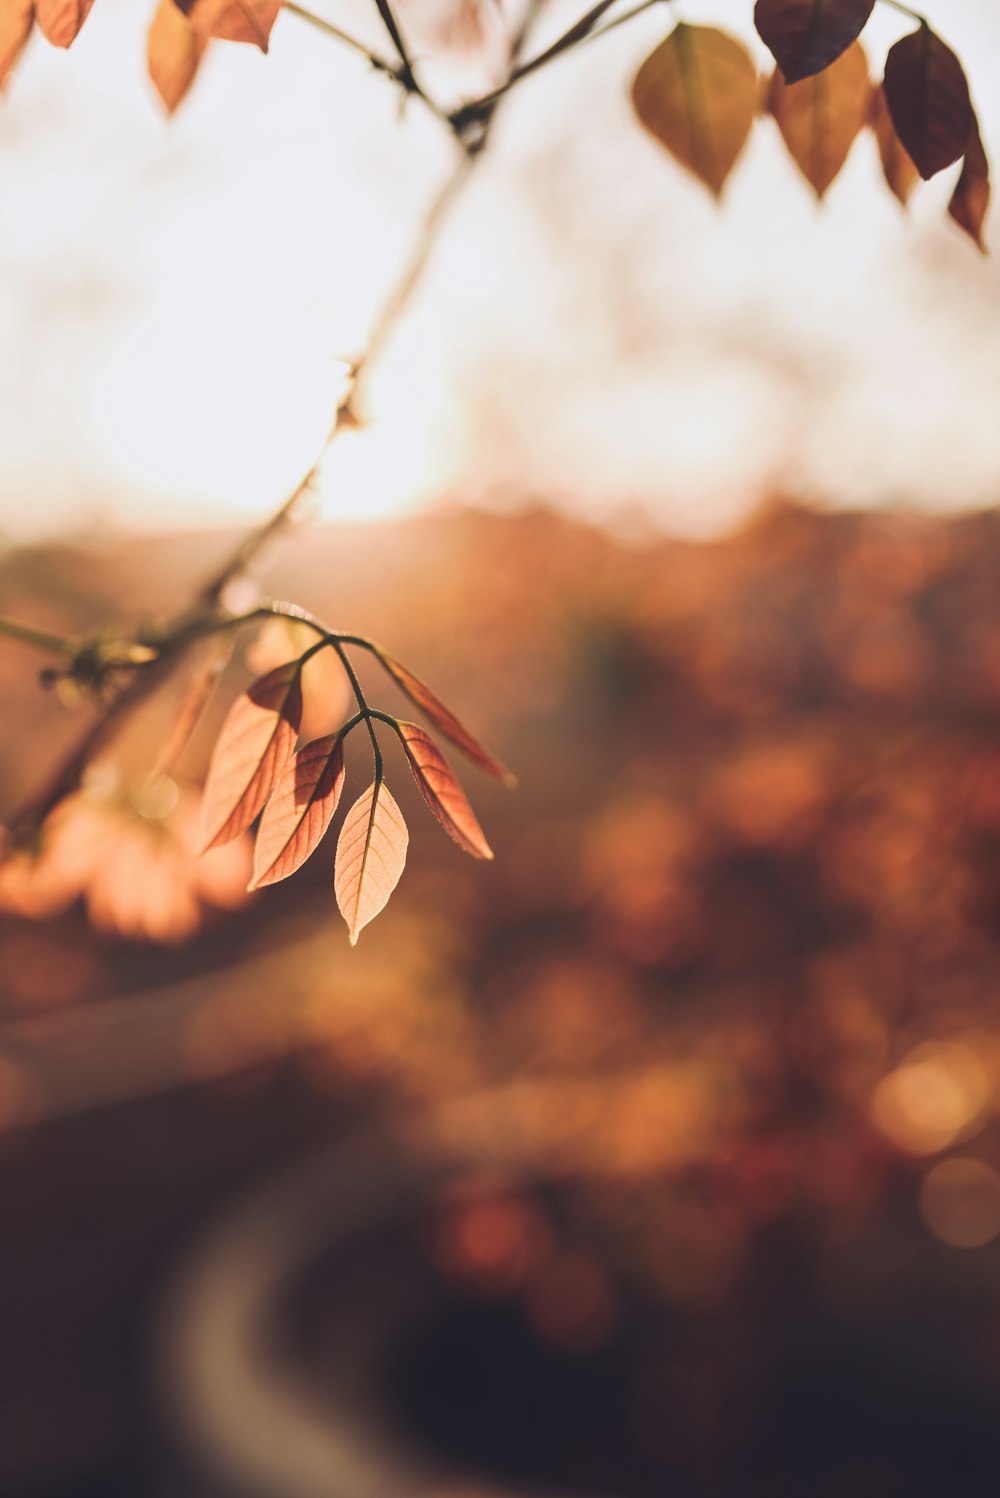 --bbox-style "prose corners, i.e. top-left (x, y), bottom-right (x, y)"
top-left (3, 0), bottom-right (1000, 1495)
